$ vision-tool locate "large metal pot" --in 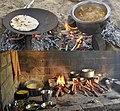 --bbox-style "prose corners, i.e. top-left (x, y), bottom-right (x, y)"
top-left (81, 68), bottom-right (95, 78)
top-left (71, 1), bottom-right (111, 34)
